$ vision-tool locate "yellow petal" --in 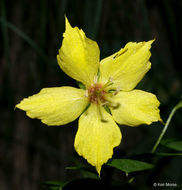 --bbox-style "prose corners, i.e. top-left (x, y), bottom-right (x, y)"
top-left (57, 17), bottom-right (100, 86)
top-left (99, 40), bottom-right (154, 91)
top-left (74, 104), bottom-right (121, 175)
top-left (110, 90), bottom-right (162, 126)
top-left (16, 87), bottom-right (88, 126)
